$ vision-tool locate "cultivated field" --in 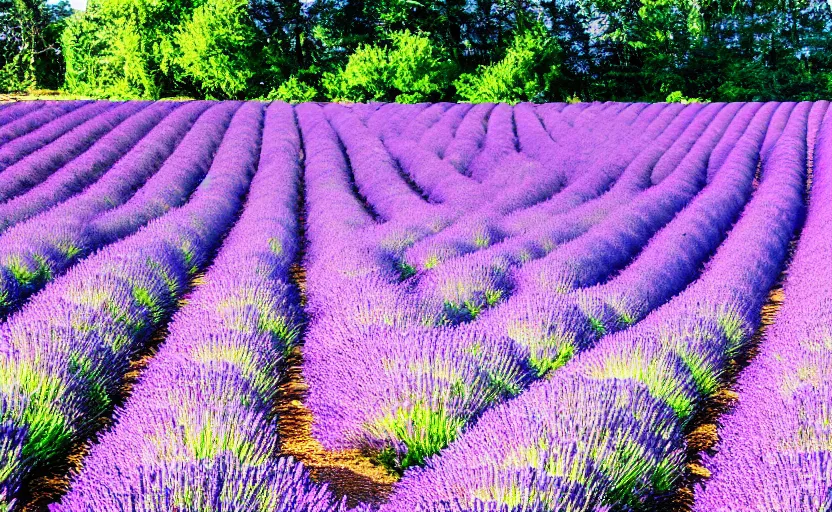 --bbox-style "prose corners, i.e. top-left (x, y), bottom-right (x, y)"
top-left (0, 100), bottom-right (828, 511)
